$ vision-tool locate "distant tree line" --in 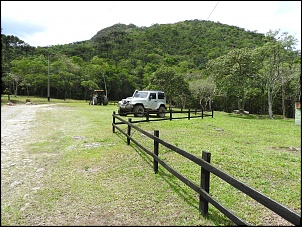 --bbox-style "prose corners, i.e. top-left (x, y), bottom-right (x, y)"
top-left (1, 20), bottom-right (301, 118)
